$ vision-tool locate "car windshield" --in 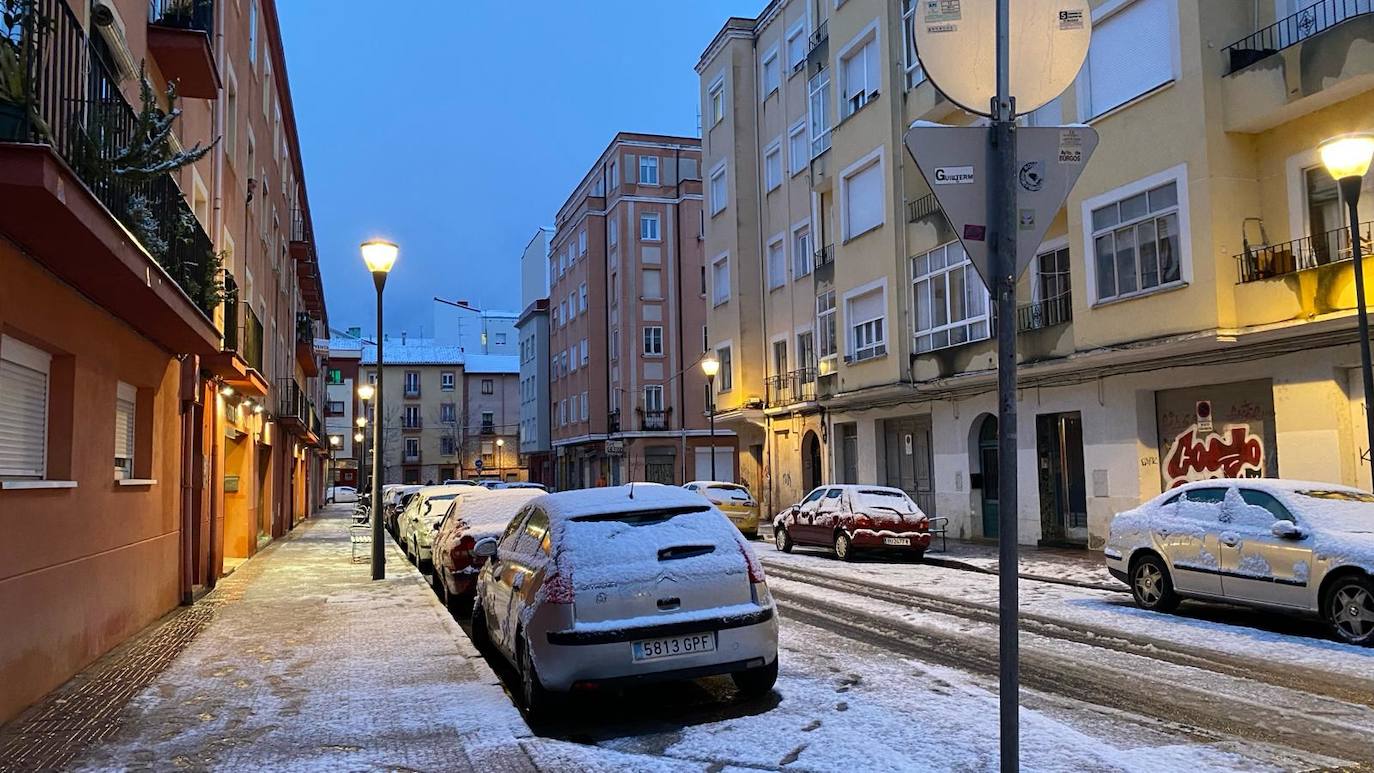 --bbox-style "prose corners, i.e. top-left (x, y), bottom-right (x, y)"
top-left (705, 484), bottom-right (751, 503)
top-left (1294, 490), bottom-right (1374, 532)
top-left (570, 505), bottom-right (710, 526)
top-left (854, 490), bottom-right (917, 514)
